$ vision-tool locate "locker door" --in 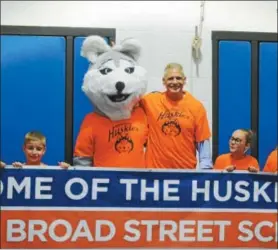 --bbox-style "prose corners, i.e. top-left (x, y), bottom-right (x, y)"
top-left (218, 41), bottom-right (252, 154)
top-left (73, 36), bottom-right (109, 145)
top-left (0, 35), bottom-right (66, 165)
top-left (258, 42), bottom-right (278, 167)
